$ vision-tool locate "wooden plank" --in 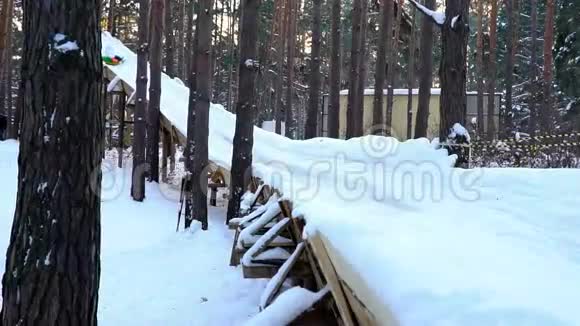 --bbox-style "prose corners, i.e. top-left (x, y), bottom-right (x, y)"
top-left (261, 242), bottom-right (306, 308)
top-left (244, 218), bottom-right (291, 261)
top-left (278, 200), bottom-right (324, 289)
top-left (309, 233), bottom-right (356, 326)
top-left (318, 233), bottom-right (399, 326)
top-left (229, 228), bottom-right (241, 266)
top-left (341, 280), bottom-right (377, 326)
top-left (242, 260), bottom-right (310, 279)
